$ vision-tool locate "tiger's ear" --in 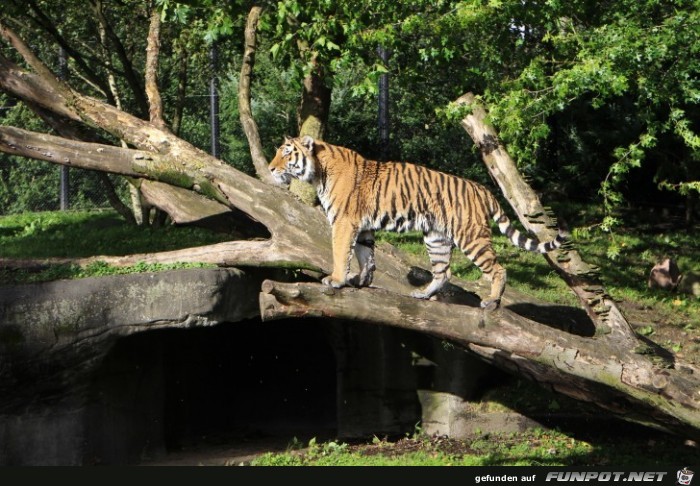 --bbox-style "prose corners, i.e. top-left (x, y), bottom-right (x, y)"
top-left (300, 135), bottom-right (315, 152)
top-left (283, 134), bottom-right (292, 143)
